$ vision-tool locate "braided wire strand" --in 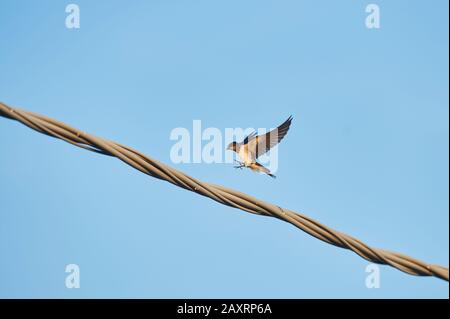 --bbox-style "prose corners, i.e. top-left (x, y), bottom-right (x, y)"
top-left (0, 102), bottom-right (448, 282)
